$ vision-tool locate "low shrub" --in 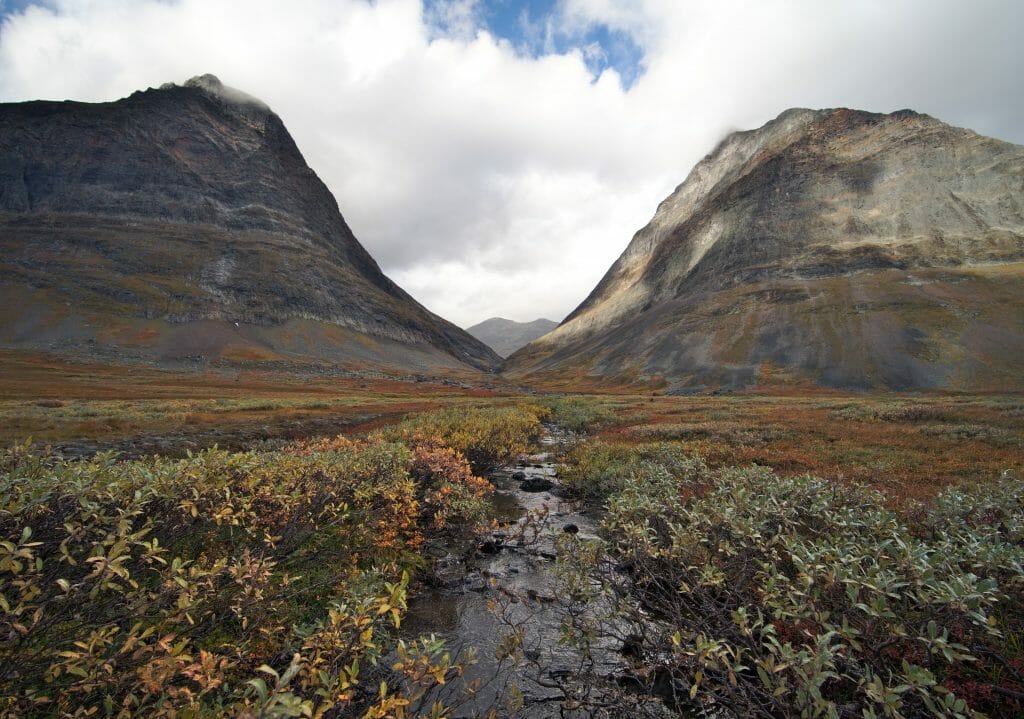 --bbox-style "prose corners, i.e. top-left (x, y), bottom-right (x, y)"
top-left (0, 433), bottom-right (491, 718)
top-left (389, 405), bottom-right (542, 474)
top-left (407, 435), bottom-right (495, 539)
top-left (829, 403), bottom-right (956, 423)
top-left (544, 396), bottom-right (618, 434)
top-left (875, 405), bottom-right (954, 423)
top-left (558, 440), bottom-right (704, 501)
top-left (825, 404), bottom-right (870, 423)
top-left (554, 460), bottom-right (1024, 717)
top-left (625, 422), bottom-right (790, 445)
top-left (558, 439), bottom-right (636, 500)
top-left (919, 423), bottom-right (1022, 448)
top-left (999, 403), bottom-right (1024, 418)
